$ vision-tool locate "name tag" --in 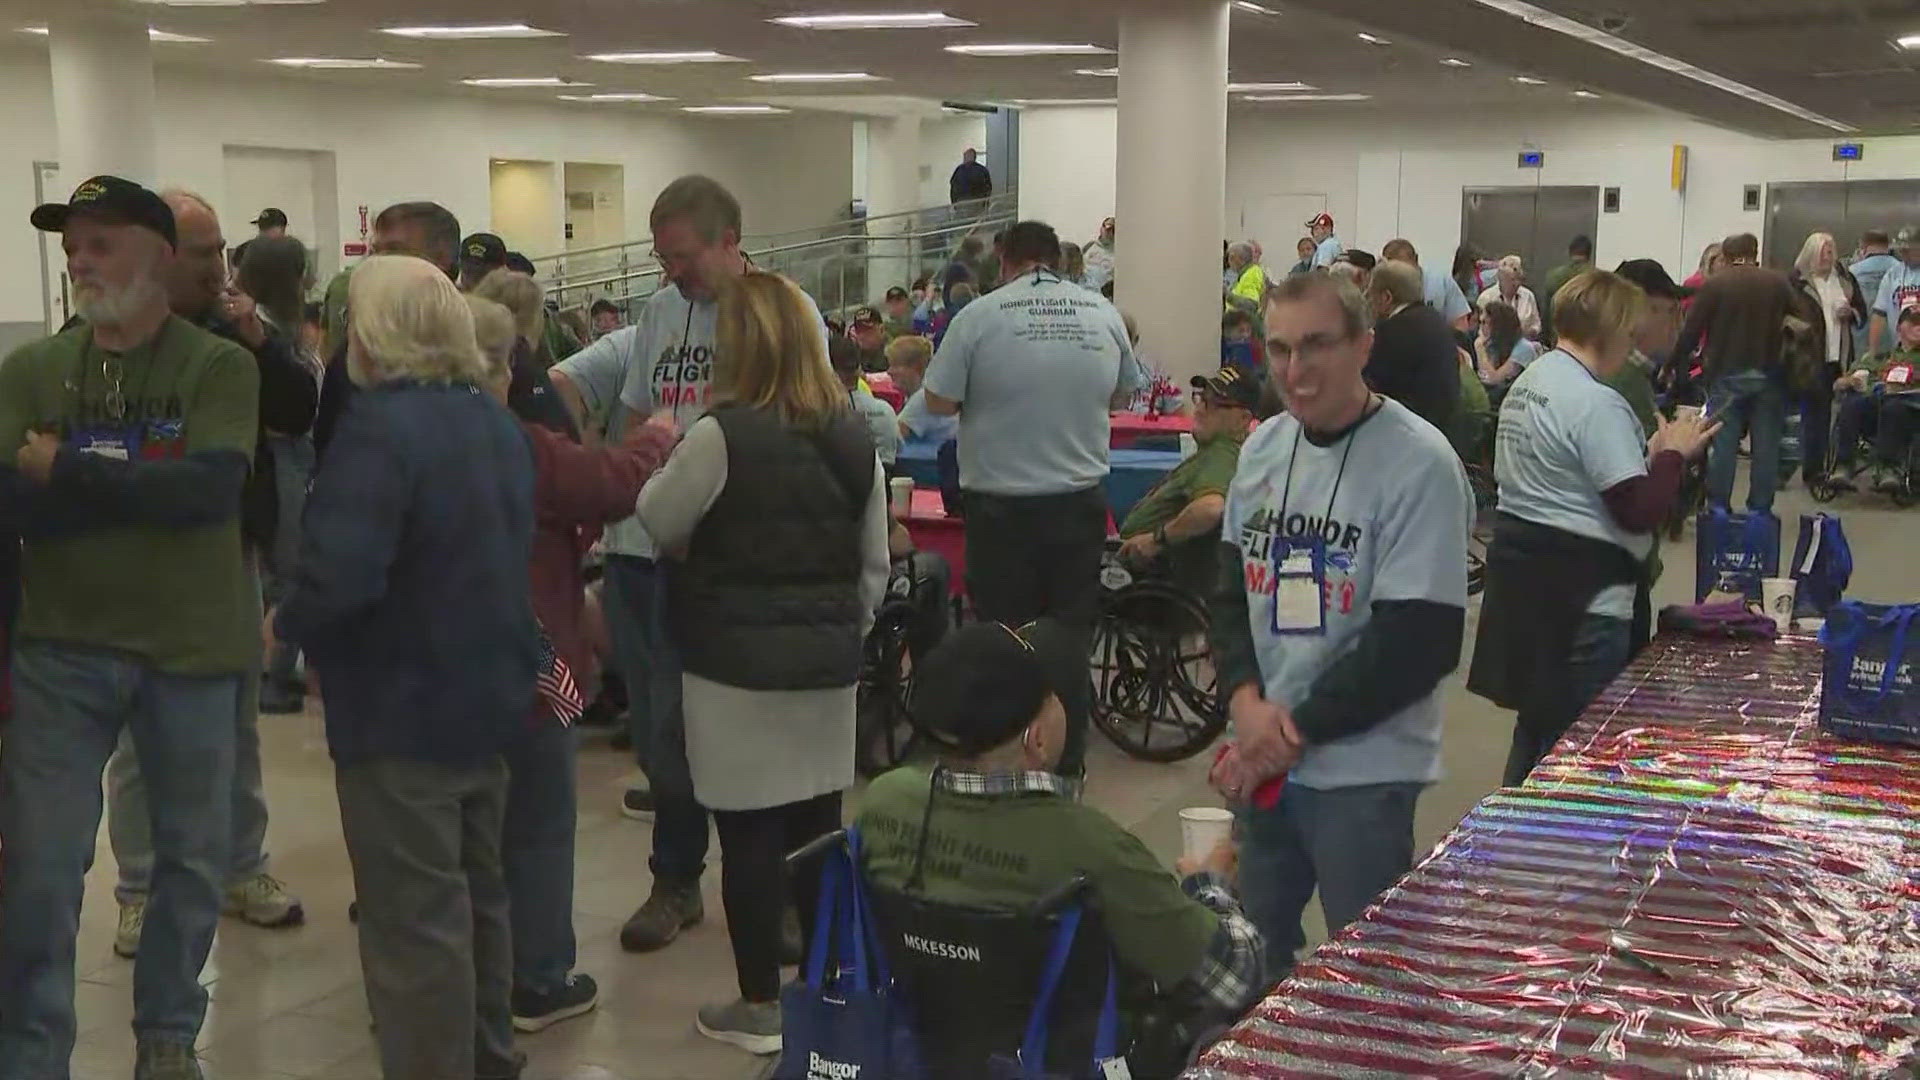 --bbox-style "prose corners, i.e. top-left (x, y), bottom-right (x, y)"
top-left (1271, 538), bottom-right (1326, 636)
top-left (69, 423), bottom-right (136, 461)
top-left (1887, 363), bottom-right (1913, 387)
